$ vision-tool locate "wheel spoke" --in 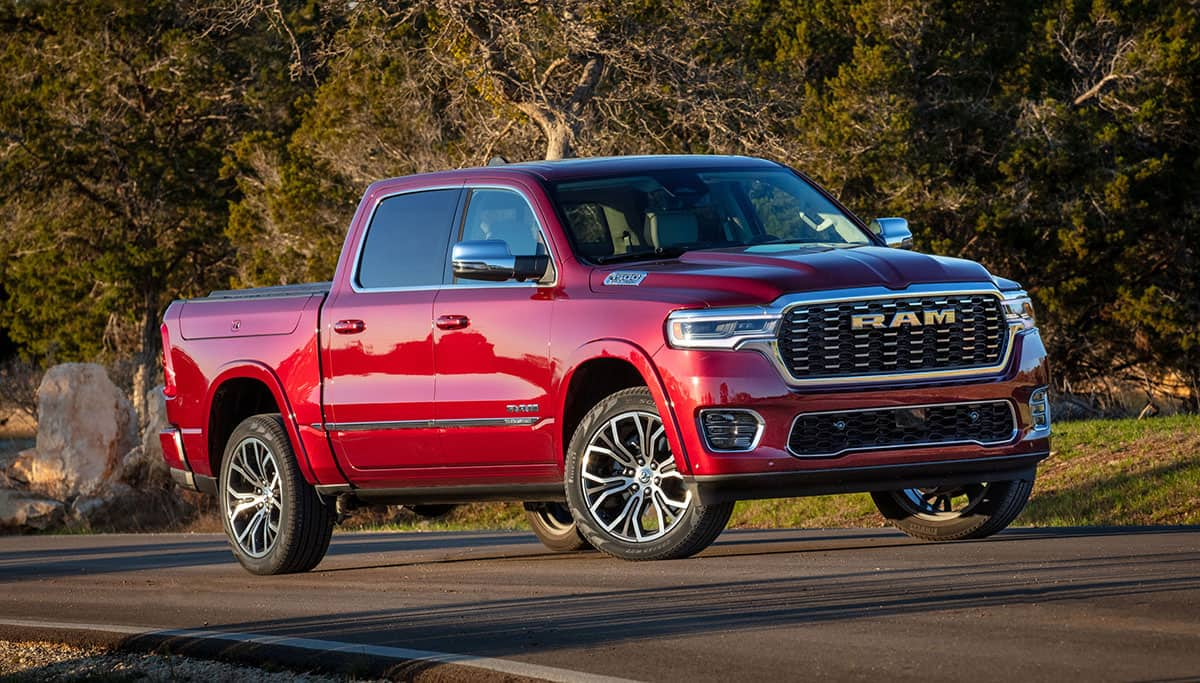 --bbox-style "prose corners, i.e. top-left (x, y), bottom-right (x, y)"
top-left (656, 489), bottom-right (690, 511)
top-left (229, 459), bottom-right (261, 489)
top-left (229, 498), bottom-right (262, 520)
top-left (237, 508), bottom-right (264, 545)
top-left (609, 420), bottom-right (641, 465)
top-left (589, 479), bottom-right (632, 513)
top-left (589, 441), bottom-right (636, 469)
